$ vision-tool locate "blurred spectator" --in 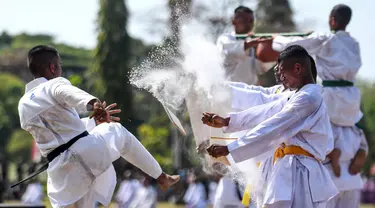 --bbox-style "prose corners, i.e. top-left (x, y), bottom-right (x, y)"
top-left (207, 175), bottom-right (219, 207)
top-left (362, 163), bottom-right (375, 204)
top-left (183, 172), bottom-right (207, 208)
top-left (21, 163), bottom-right (43, 205)
top-left (115, 170), bottom-right (141, 208)
top-left (129, 175), bottom-right (157, 208)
